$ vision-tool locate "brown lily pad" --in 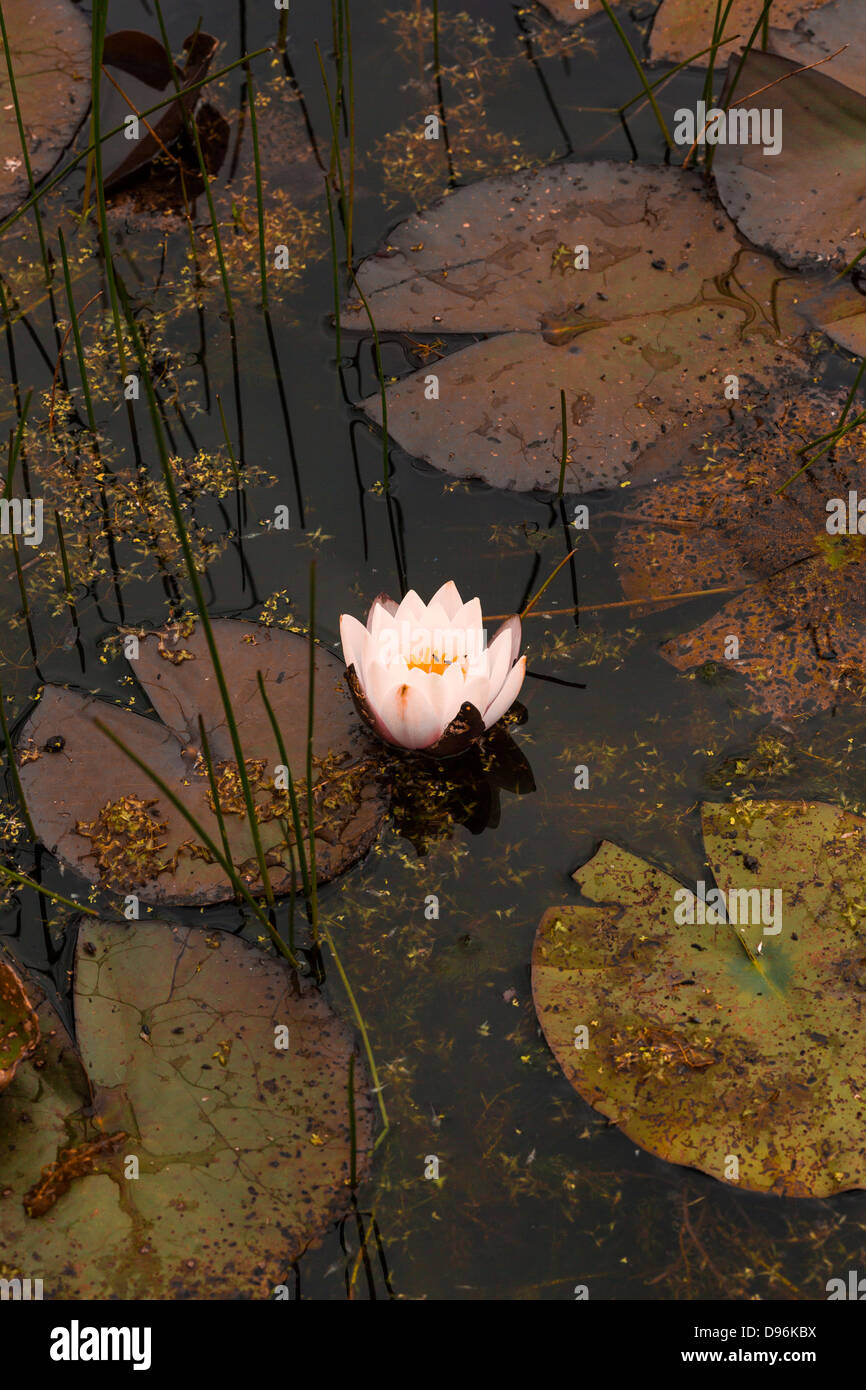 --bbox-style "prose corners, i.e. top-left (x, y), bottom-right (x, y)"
top-left (532, 799), bottom-right (866, 1197)
top-left (344, 162), bottom-right (809, 491)
top-left (538, 0), bottom-right (606, 22)
top-left (769, 0), bottom-right (866, 98)
top-left (649, 0), bottom-right (831, 66)
top-left (713, 49), bottom-right (866, 271)
top-left (16, 619), bottom-right (387, 905)
top-left (0, 917), bottom-right (374, 1297)
top-left (614, 390), bottom-right (866, 720)
top-left (0, 0), bottom-right (91, 219)
top-left (0, 951), bottom-right (39, 1093)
